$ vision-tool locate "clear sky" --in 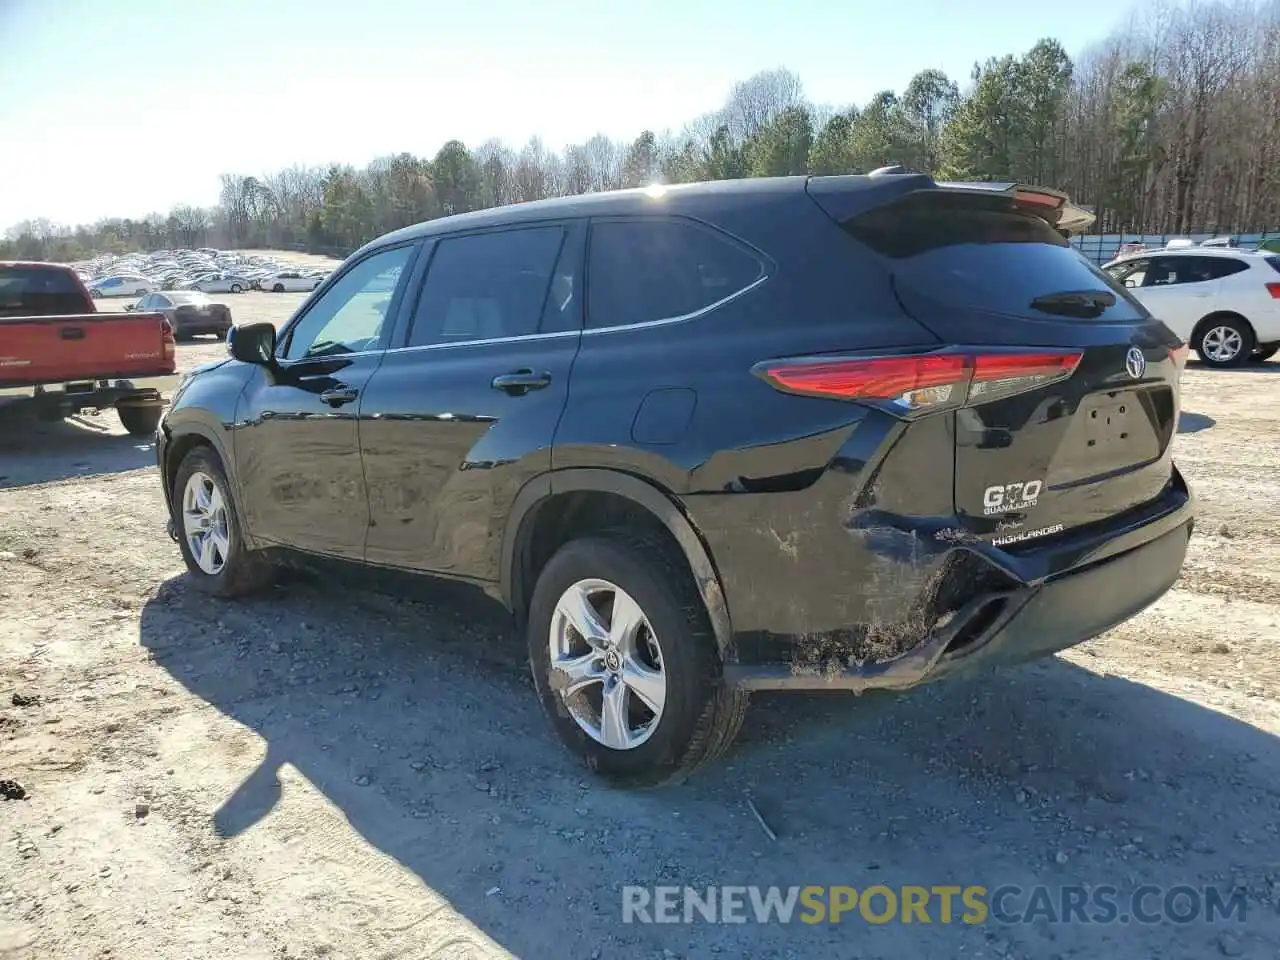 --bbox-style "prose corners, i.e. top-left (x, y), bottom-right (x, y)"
top-left (0, 0), bottom-right (1133, 228)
